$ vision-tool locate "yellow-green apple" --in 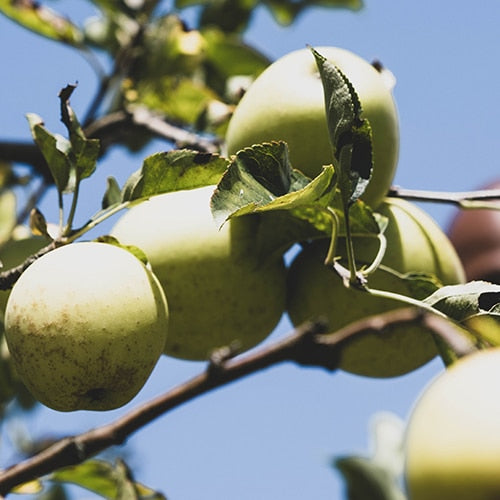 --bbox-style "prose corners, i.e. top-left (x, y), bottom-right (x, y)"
top-left (4, 242), bottom-right (168, 412)
top-left (110, 185), bottom-right (286, 360)
top-left (286, 198), bottom-right (465, 377)
top-left (225, 46), bottom-right (399, 209)
top-left (404, 348), bottom-right (500, 499)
